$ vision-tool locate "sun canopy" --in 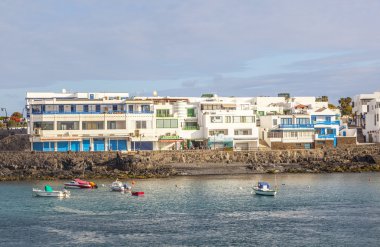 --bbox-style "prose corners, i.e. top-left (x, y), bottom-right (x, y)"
top-left (258, 182), bottom-right (270, 189)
